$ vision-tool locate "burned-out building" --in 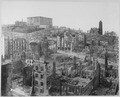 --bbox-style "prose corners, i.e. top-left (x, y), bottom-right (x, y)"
top-left (32, 58), bottom-right (48, 96)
